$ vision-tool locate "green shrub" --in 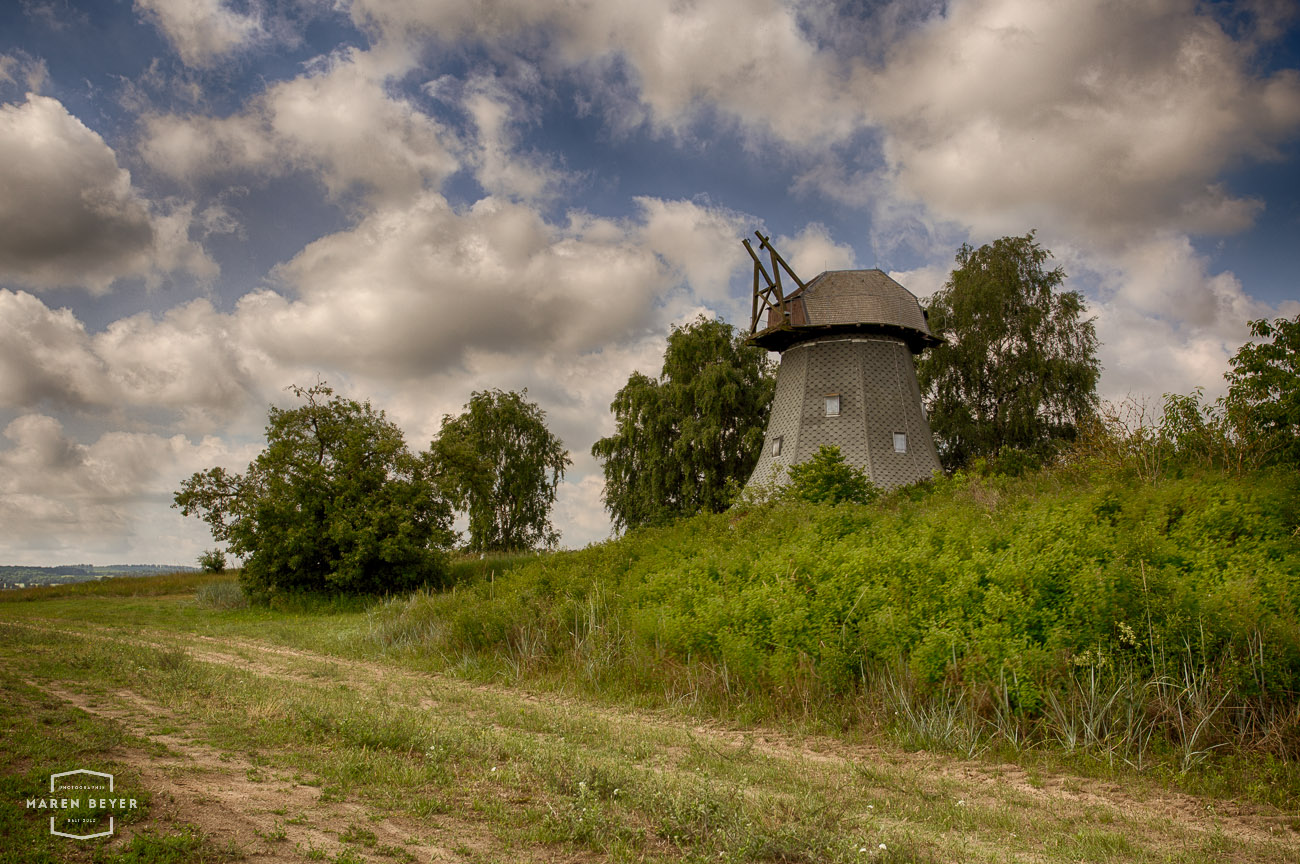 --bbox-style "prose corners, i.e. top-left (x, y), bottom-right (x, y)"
top-left (786, 445), bottom-right (878, 505)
